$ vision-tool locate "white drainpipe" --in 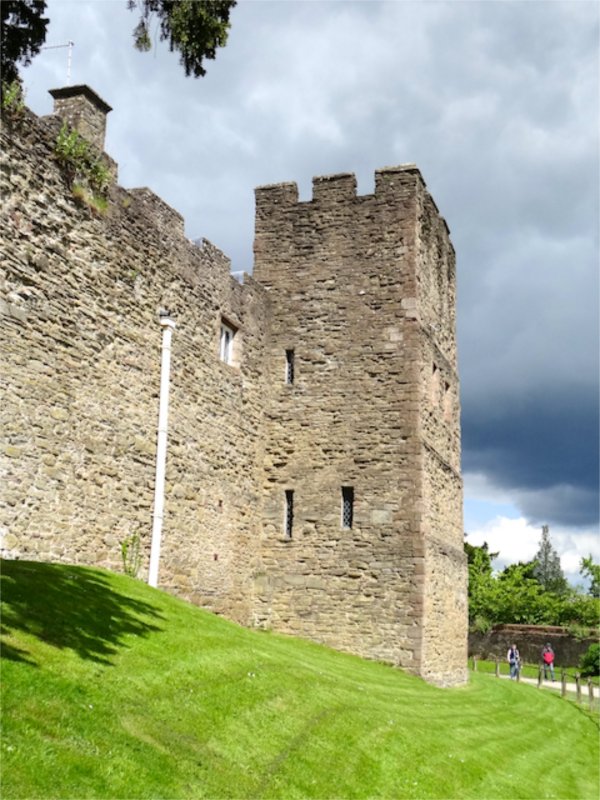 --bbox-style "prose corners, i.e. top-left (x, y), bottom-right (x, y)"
top-left (148, 310), bottom-right (176, 588)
